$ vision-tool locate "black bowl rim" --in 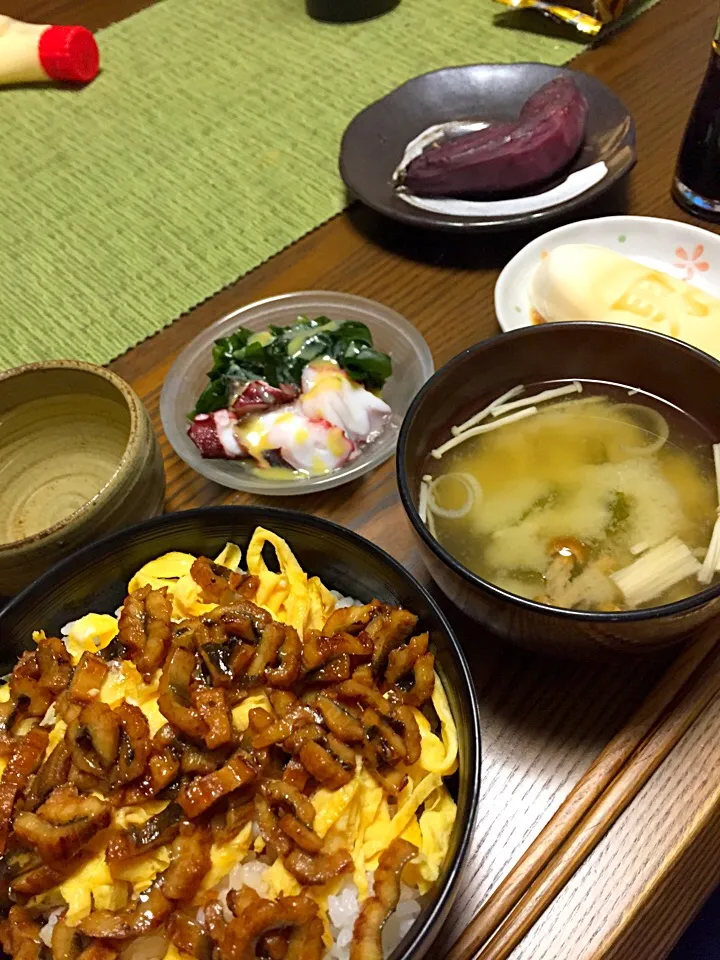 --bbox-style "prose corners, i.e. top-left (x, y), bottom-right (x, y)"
top-left (0, 504), bottom-right (481, 960)
top-left (339, 61), bottom-right (637, 232)
top-left (397, 321), bottom-right (720, 623)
